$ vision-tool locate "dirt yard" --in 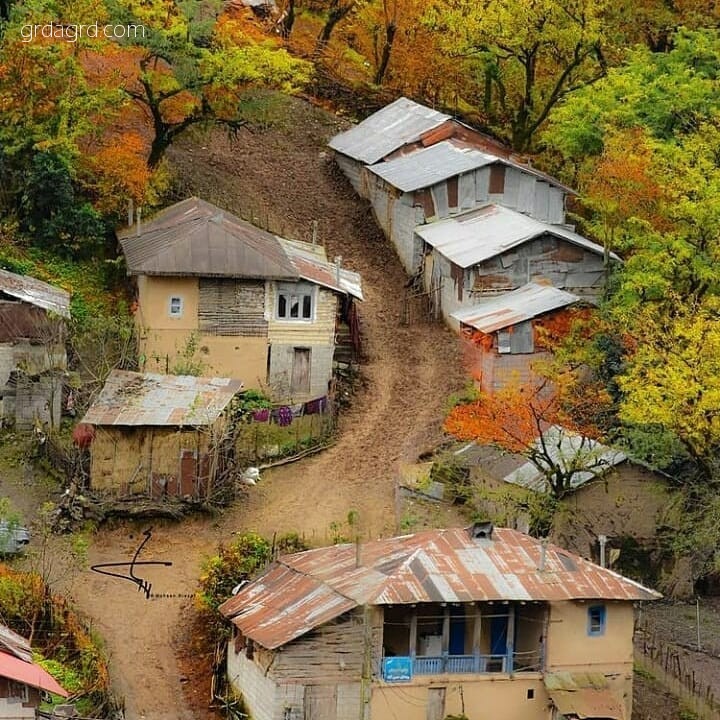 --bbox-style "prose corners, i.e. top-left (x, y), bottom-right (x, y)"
top-left (62, 97), bottom-right (467, 719)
